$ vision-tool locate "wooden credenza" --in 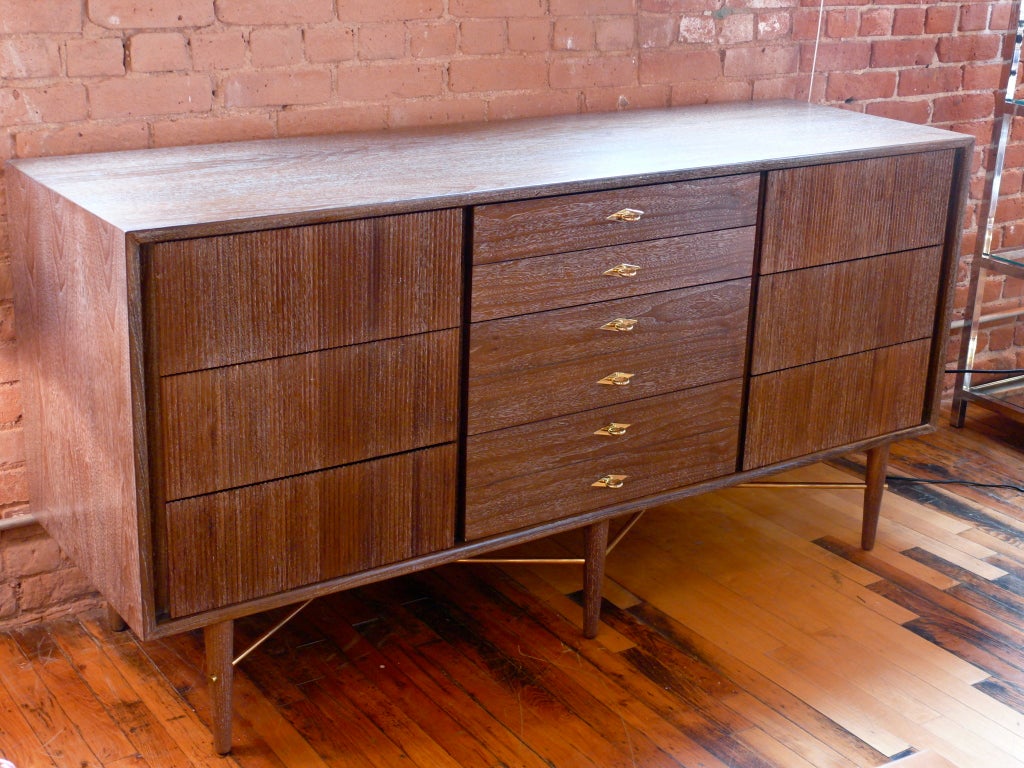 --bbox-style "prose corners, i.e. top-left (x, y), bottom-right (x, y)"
top-left (6, 101), bottom-right (972, 753)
